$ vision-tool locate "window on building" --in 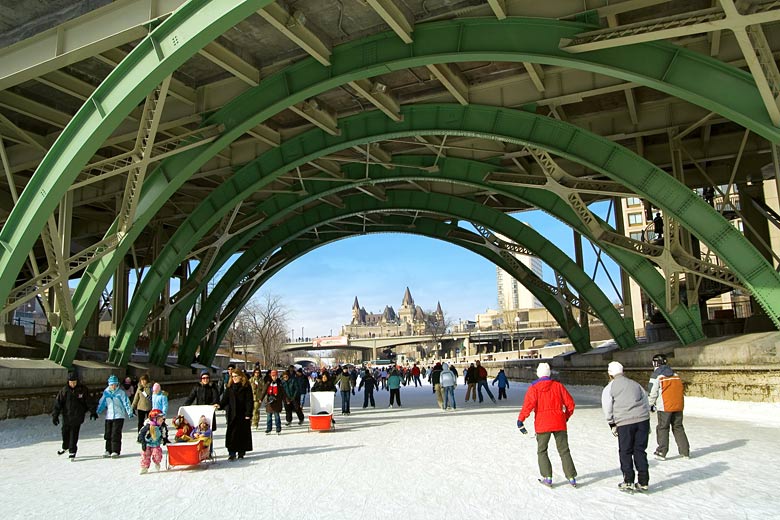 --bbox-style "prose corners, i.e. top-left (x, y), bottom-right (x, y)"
top-left (626, 197), bottom-right (642, 207)
top-left (630, 231), bottom-right (643, 241)
top-left (628, 213), bottom-right (644, 225)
